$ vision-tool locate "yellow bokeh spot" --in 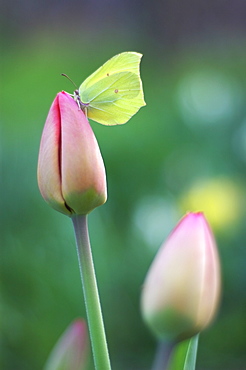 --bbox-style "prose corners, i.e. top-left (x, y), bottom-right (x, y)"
top-left (180, 178), bottom-right (243, 232)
